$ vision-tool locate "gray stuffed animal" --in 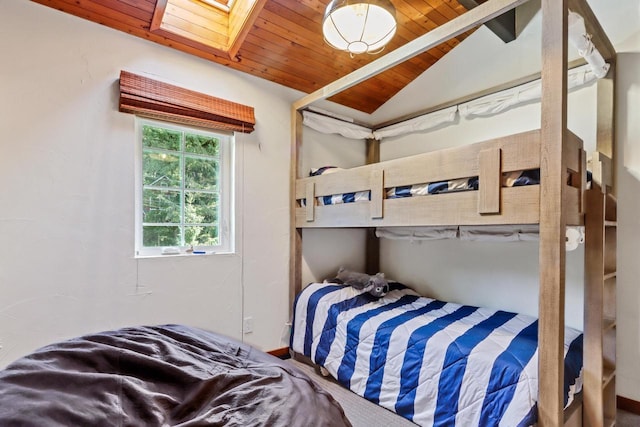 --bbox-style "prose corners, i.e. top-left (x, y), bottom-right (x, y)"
top-left (335, 267), bottom-right (389, 298)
